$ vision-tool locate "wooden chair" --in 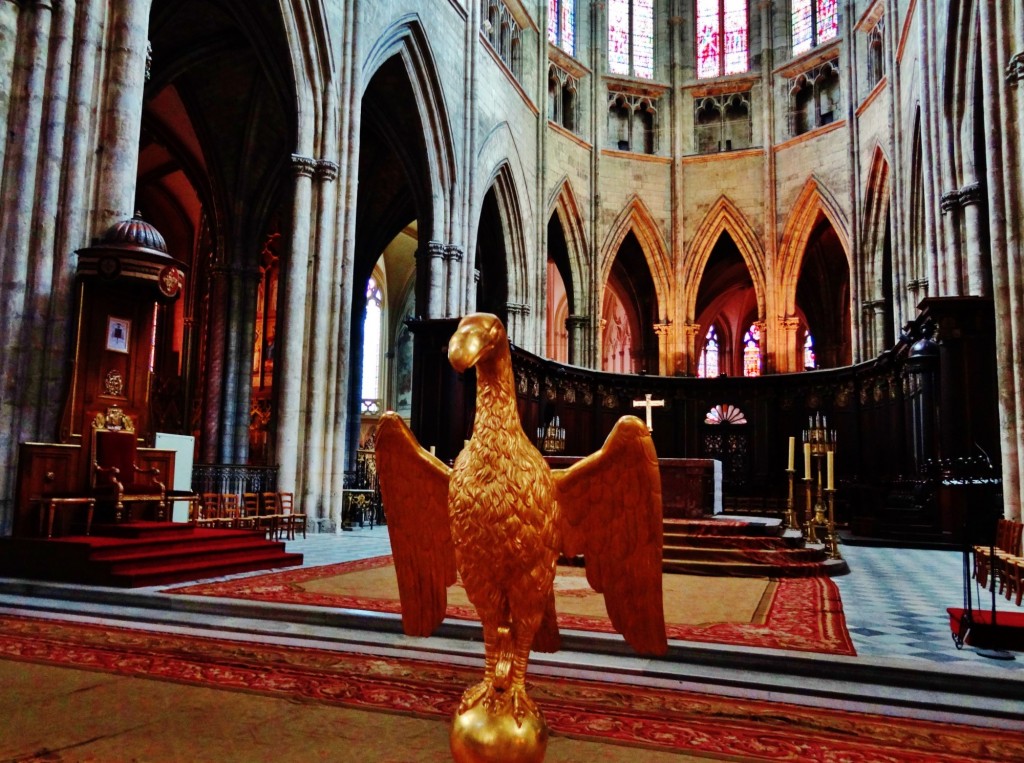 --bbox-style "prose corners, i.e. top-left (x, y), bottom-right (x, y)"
top-left (195, 492), bottom-right (222, 527)
top-left (260, 491), bottom-right (281, 539)
top-left (238, 493), bottom-right (260, 530)
top-left (217, 493), bottom-right (242, 528)
top-left (277, 491), bottom-right (307, 540)
top-left (90, 408), bottom-right (166, 522)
